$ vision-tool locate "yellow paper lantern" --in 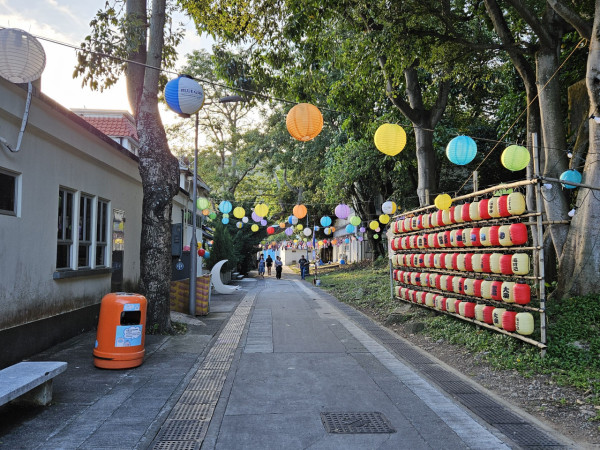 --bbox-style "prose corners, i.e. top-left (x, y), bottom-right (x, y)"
top-left (434, 194), bottom-right (452, 210)
top-left (233, 206), bottom-right (245, 219)
top-left (379, 214), bottom-right (390, 224)
top-left (251, 224), bottom-right (259, 232)
top-left (501, 145), bottom-right (530, 171)
top-left (255, 203), bottom-right (269, 217)
top-left (293, 204), bottom-right (307, 219)
top-left (296, 224), bottom-right (304, 231)
top-left (286, 103), bottom-right (323, 141)
top-left (369, 220), bottom-right (380, 230)
top-left (374, 124), bottom-right (407, 156)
